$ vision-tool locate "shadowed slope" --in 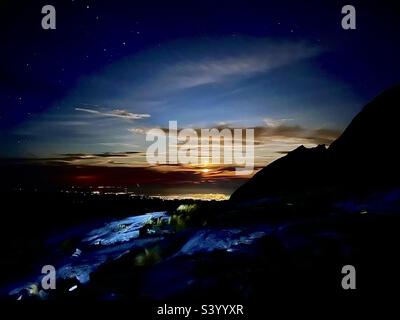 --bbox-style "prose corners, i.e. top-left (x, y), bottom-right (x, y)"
top-left (231, 85), bottom-right (400, 201)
